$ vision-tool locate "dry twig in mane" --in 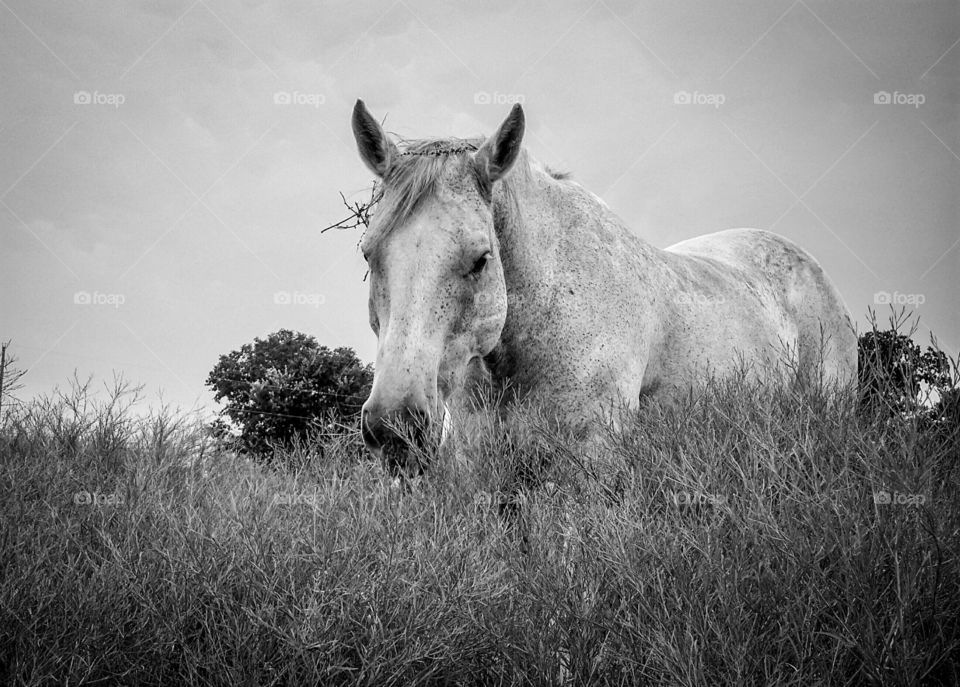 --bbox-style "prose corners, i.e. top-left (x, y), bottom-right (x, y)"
top-left (322, 183), bottom-right (381, 281)
top-left (321, 184), bottom-right (381, 234)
